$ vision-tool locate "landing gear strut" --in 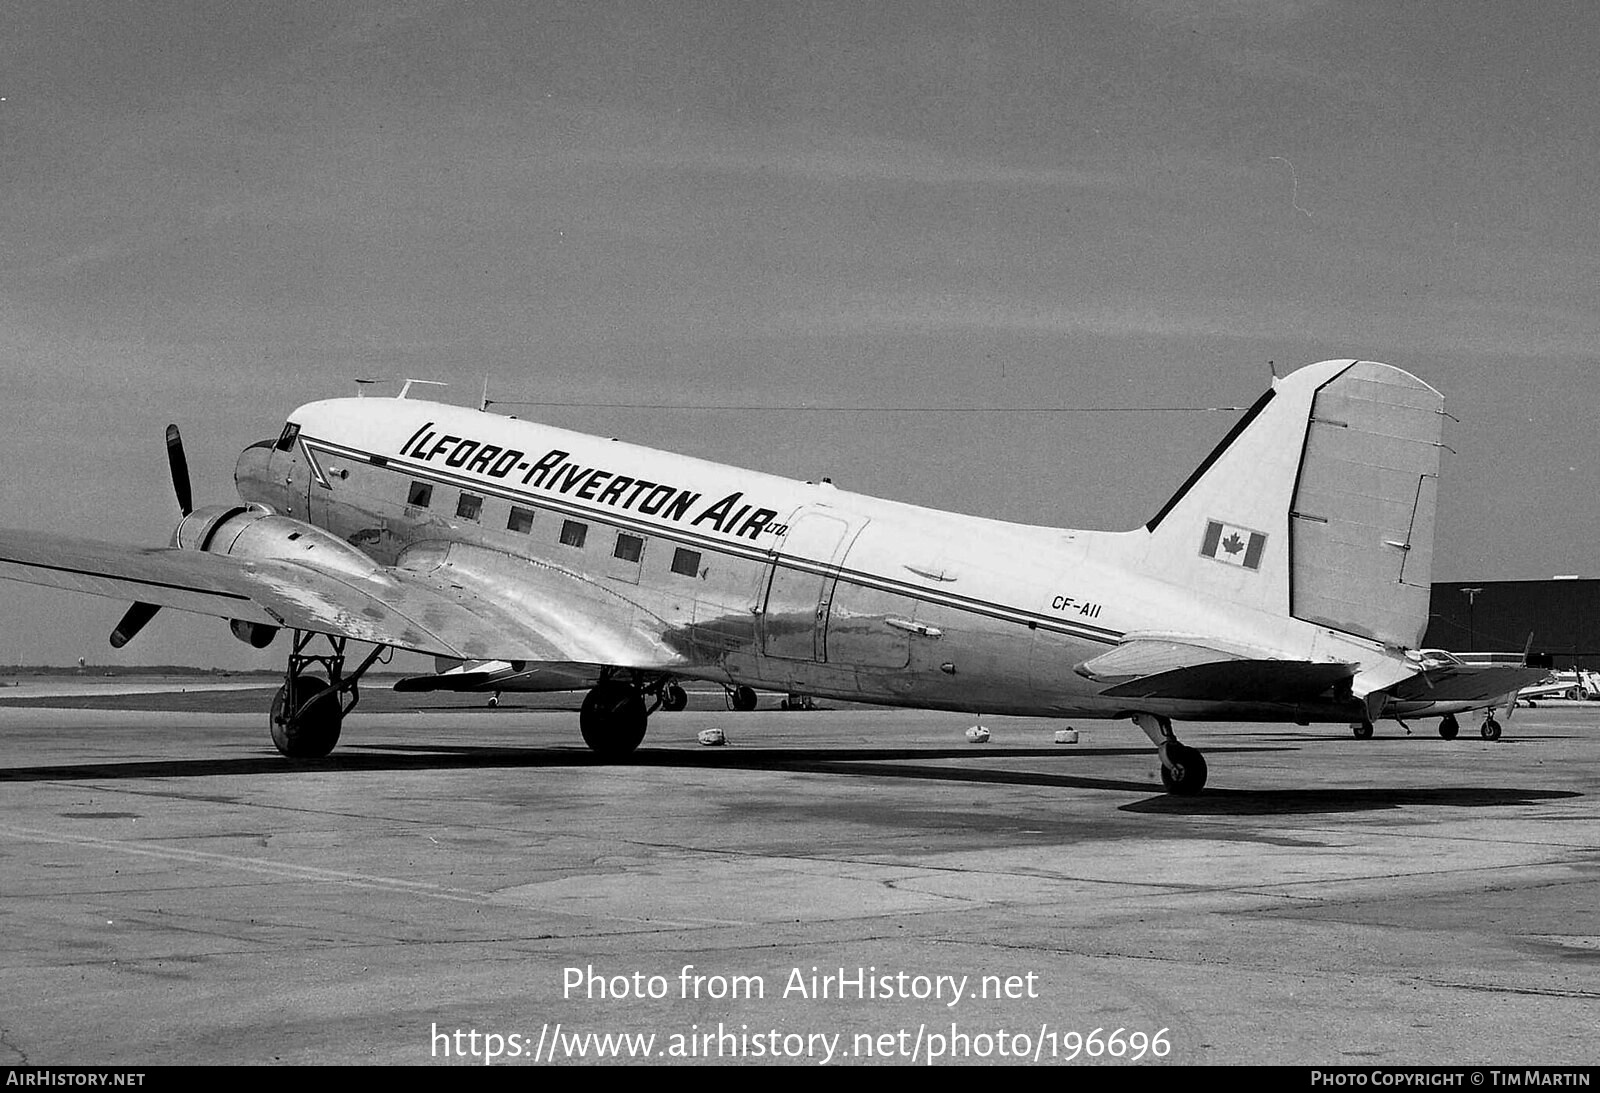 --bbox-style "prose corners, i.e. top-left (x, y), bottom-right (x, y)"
top-left (1132, 712), bottom-right (1207, 794)
top-left (270, 632), bottom-right (387, 759)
